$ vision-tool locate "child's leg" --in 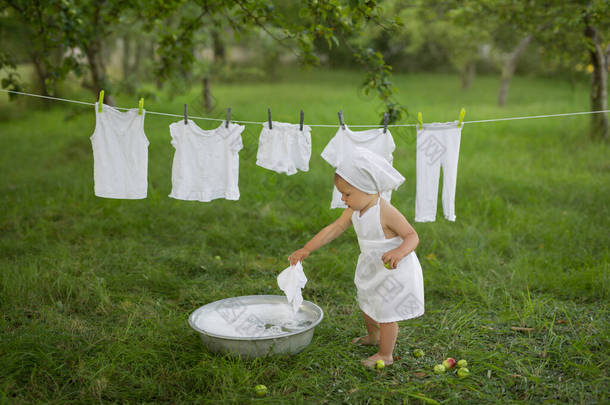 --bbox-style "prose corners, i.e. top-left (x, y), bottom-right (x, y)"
top-left (360, 321), bottom-right (398, 367)
top-left (352, 311), bottom-right (380, 345)
top-left (378, 321), bottom-right (398, 358)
